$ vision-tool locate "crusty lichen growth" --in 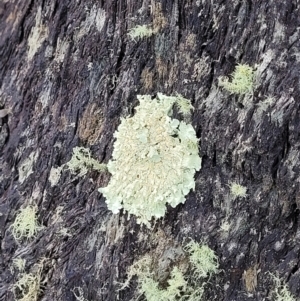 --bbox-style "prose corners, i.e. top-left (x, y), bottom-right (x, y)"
top-left (99, 93), bottom-right (201, 226)
top-left (11, 205), bottom-right (43, 241)
top-left (219, 64), bottom-right (254, 95)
